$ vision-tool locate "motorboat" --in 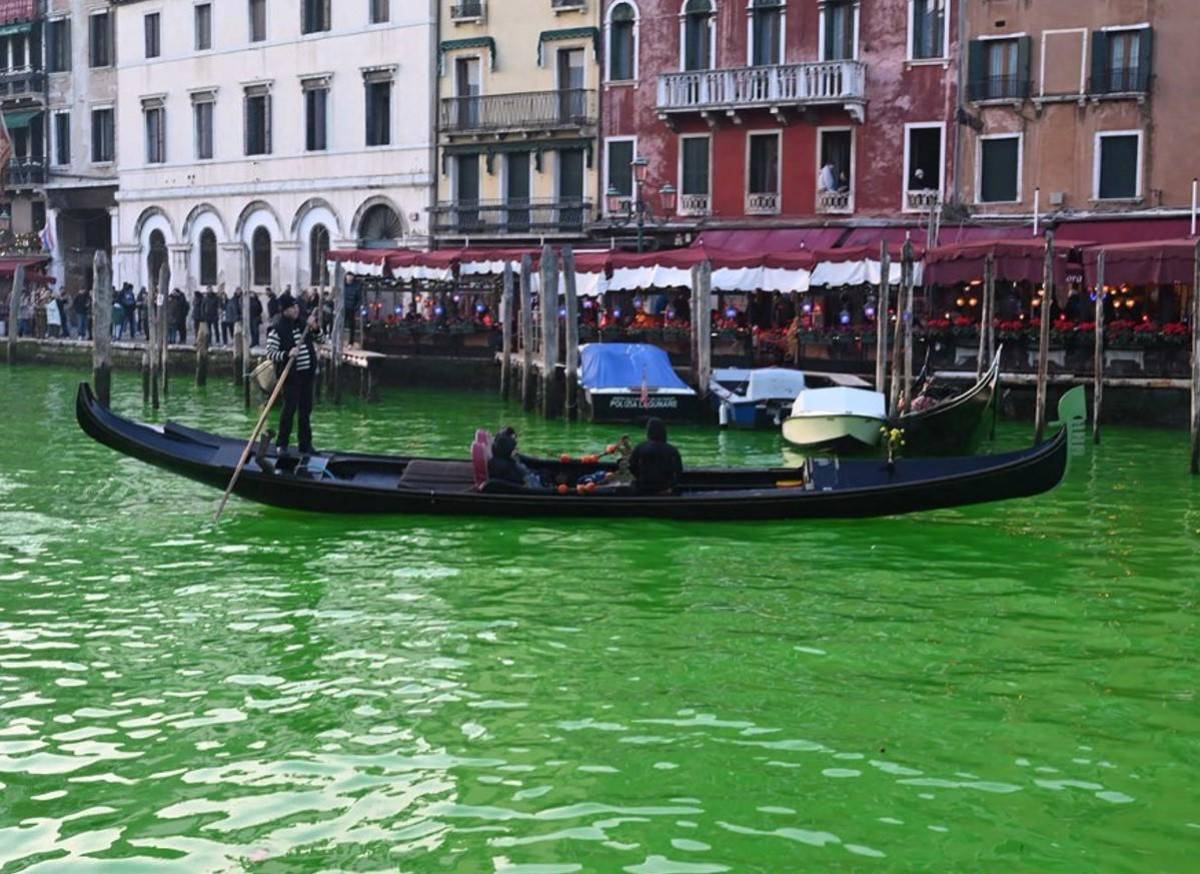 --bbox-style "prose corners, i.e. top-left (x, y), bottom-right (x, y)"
top-left (579, 343), bottom-right (698, 423)
top-left (709, 368), bottom-right (873, 430)
top-left (782, 386), bottom-right (888, 453)
top-left (76, 383), bottom-right (1069, 521)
